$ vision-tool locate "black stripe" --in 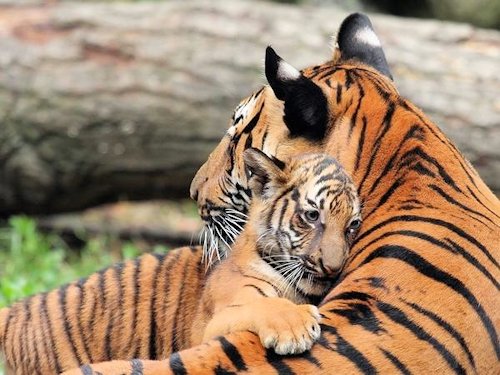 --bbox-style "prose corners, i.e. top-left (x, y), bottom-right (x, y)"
top-left (403, 300), bottom-right (475, 369)
top-left (132, 258), bottom-right (142, 357)
top-left (444, 237), bottom-right (499, 290)
top-left (169, 352), bottom-right (187, 375)
top-left (242, 105), bottom-right (263, 134)
top-left (243, 284), bottom-right (268, 297)
top-left (240, 274), bottom-right (281, 296)
top-left (377, 301), bottom-right (466, 374)
top-left (149, 256), bottom-right (163, 359)
top-left (267, 186), bottom-right (294, 228)
top-left (380, 348), bottom-right (412, 375)
top-left (347, 83), bottom-right (364, 140)
top-left (313, 66), bottom-right (339, 81)
top-left (397, 146), bottom-right (463, 194)
top-left (301, 350), bottom-right (322, 368)
top-left (215, 364), bottom-right (237, 375)
top-left (355, 215), bottom-right (499, 270)
top-left (361, 245), bottom-right (499, 359)
top-left (369, 177), bottom-right (404, 213)
top-left (358, 102), bottom-right (395, 193)
top-left (429, 184), bottom-right (496, 227)
top-left (159, 252), bottom-right (180, 353)
top-left (103, 269), bottom-right (114, 360)
top-left (411, 162), bottom-right (435, 177)
top-left (131, 359), bottom-right (144, 375)
top-left (265, 348), bottom-right (295, 375)
top-left (354, 116), bottom-right (367, 171)
top-left (278, 198), bottom-right (289, 231)
top-left (321, 324), bottom-right (377, 374)
top-left (26, 297), bottom-right (41, 374)
top-left (76, 280), bottom-right (94, 363)
top-left (31, 297), bottom-right (53, 374)
top-left (367, 124), bottom-right (425, 196)
top-left (40, 293), bottom-right (62, 374)
top-left (350, 229), bottom-right (499, 290)
top-left (325, 291), bottom-right (373, 303)
top-left (171, 257), bottom-right (189, 353)
top-left (218, 337), bottom-right (247, 371)
top-left (466, 186), bottom-right (500, 221)
top-left (59, 285), bottom-right (82, 364)
top-left (330, 303), bottom-right (386, 334)
top-left (244, 133), bottom-right (253, 151)
top-left (344, 69), bottom-right (354, 89)
top-left (399, 99), bottom-right (481, 190)
top-left (20, 300), bottom-right (33, 374)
